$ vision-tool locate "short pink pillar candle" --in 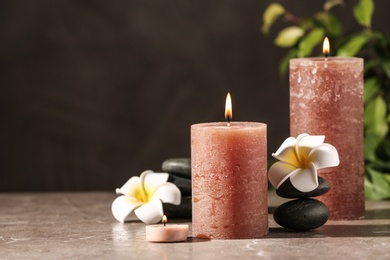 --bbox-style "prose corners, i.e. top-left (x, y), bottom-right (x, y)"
top-left (290, 57), bottom-right (365, 220)
top-left (191, 122), bottom-right (268, 239)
